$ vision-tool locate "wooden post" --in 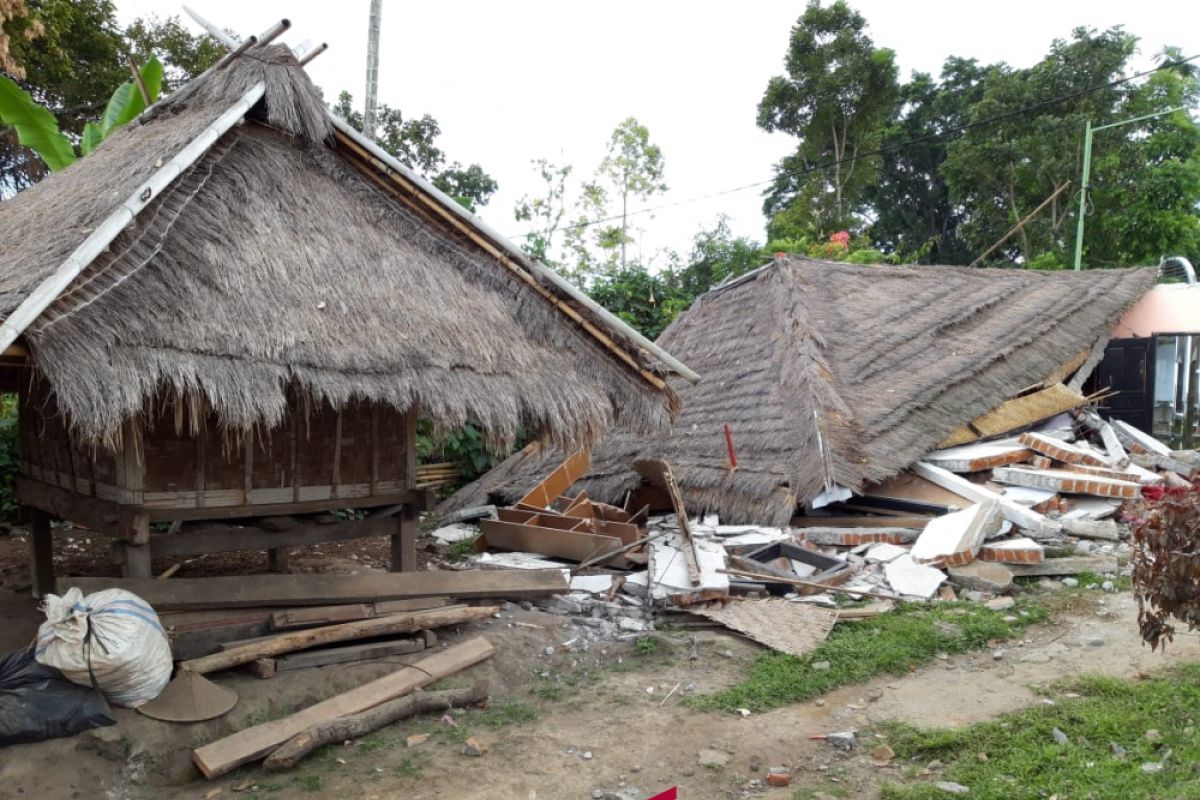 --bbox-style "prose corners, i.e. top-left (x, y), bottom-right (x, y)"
top-left (28, 507), bottom-right (54, 598)
top-left (122, 513), bottom-right (152, 579)
top-left (391, 506), bottom-right (417, 572)
top-left (268, 546), bottom-right (290, 573)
